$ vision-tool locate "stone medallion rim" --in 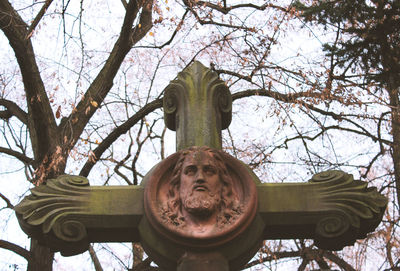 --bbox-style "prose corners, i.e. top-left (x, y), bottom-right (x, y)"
top-left (143, 147), bottom-right (258, 248)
